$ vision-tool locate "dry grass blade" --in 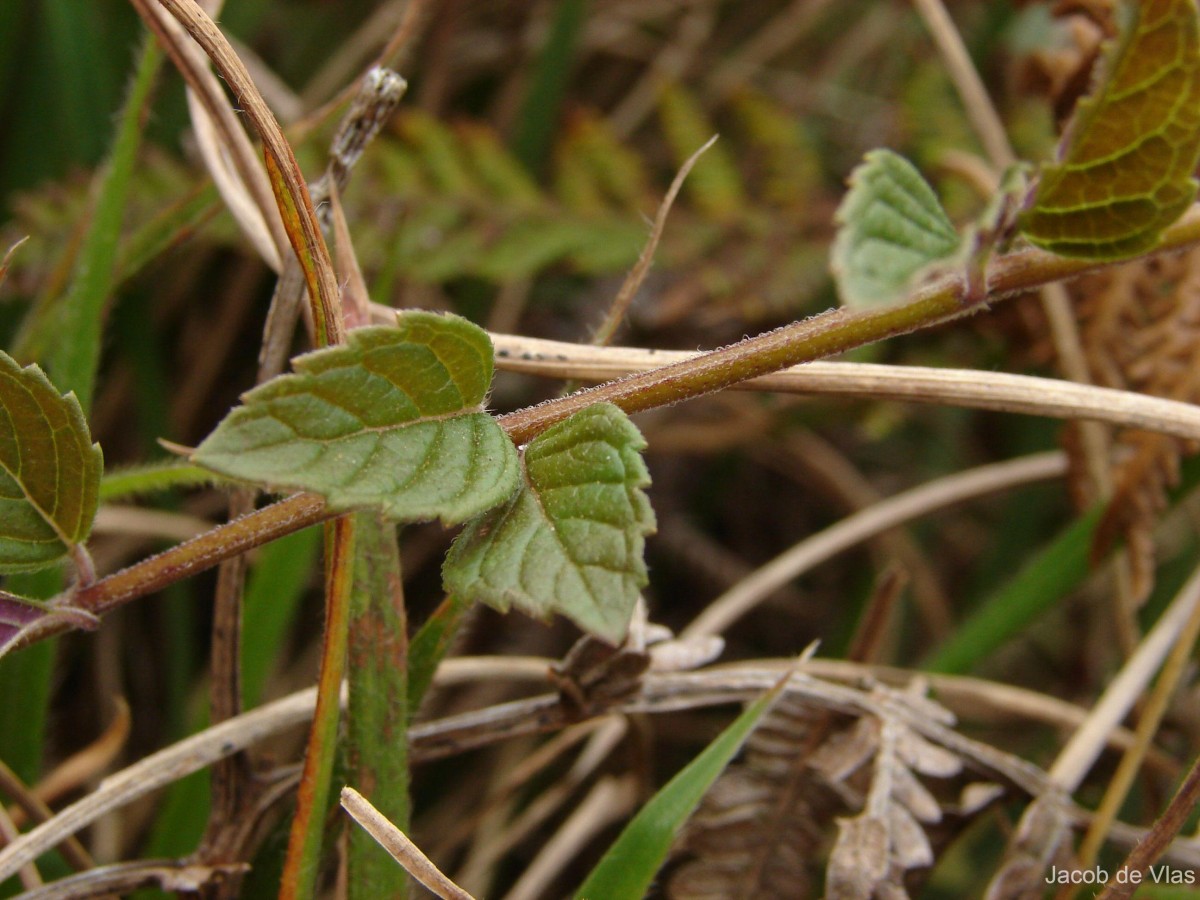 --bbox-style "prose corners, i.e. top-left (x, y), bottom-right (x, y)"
top-left (503, 775), bottom-right (638, 900)
top-left (130, 0), bottom-right (287, 270)
top-left (591, 134), bottom-right (718, 348)
top-left (153, 0), bottom-right (343, 344)
top-left (0, 687), bottom-right (321, 883)
top-left (341, 786), bottom-right (476, 900)
top-left (987, 564), bottom-right (1200, 894)
top-left (479, 331), bottom-right (1200, 442)
top-left (0, 801), bottom-right (40, 890)
top-left (682, 452), bottom-right (1065, 640)
top-left (29, 698), bottom-right (130, 812)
